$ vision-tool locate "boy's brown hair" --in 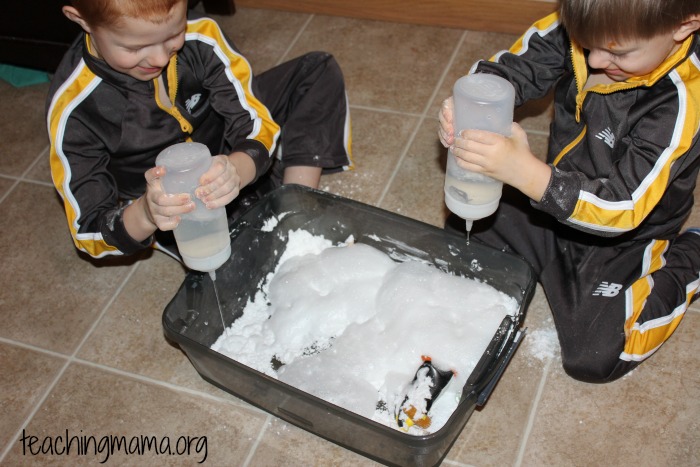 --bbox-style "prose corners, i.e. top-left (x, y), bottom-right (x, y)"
top-left (560, 0), bottom-right (700, 47)
top-left (69, 0), bottom-right (187, 28)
